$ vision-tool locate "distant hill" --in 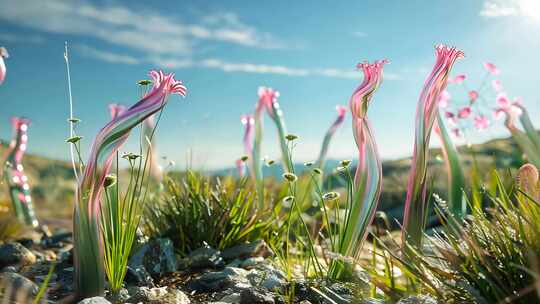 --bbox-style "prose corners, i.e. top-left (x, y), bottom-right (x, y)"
top-left (0, 135), bottom-right (526, 227)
